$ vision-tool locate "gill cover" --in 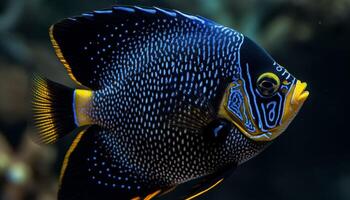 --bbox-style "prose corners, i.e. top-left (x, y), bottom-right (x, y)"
top-left (219, 37), bottom-right (309, 141)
